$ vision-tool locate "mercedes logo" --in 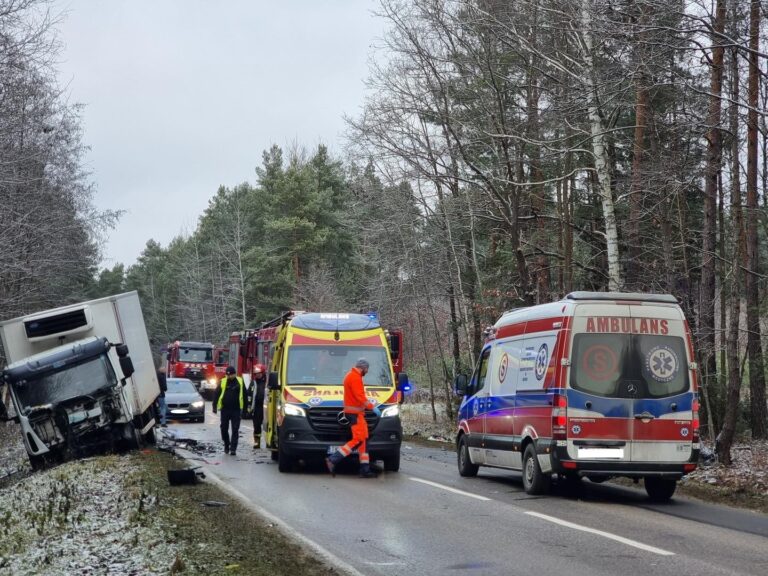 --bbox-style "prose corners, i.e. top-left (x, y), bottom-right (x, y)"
top-left (336, 412), bottom-right (350, 426)
top-left (627, 383), bottom-right (637, 395)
